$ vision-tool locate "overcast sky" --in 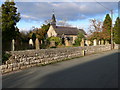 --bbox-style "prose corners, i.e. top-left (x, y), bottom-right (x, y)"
top-left (0, 1), bottom-right (119, 33)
